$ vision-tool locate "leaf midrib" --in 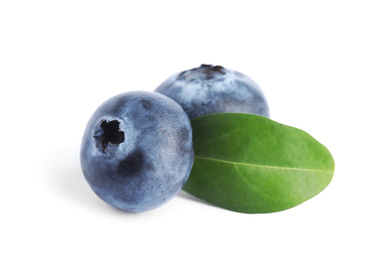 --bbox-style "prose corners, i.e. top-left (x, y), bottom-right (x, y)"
top-left (195, 156), bottom-right (333, 175)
